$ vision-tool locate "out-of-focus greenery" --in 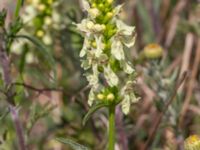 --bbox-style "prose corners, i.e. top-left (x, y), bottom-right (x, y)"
top-left (0, 0), bottom-right (200, 150)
